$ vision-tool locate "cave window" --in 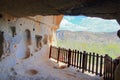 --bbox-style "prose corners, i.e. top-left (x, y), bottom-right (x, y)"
top-left (35, 35), bottom-right (42, 49)
top-left (20, 24), bottom-right (22, 26)
top-left (10, 26), bottom-right (16, 37)
top-left (8, 19), bottom-right (10, 22)
top-left (25, 29), bottom-right (31, 45)
top-left (0, 14), bottom-right (3, 18)
top-left (33, 28), bottom-right (35, 31)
